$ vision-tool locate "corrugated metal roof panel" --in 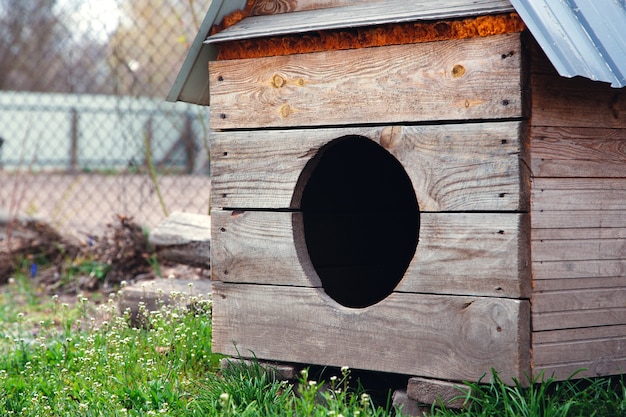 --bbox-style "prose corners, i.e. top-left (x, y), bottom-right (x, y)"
top-left (166, 0), bottom-right (248, 105)
top-left (510, 0), bottom-right (626, 87)
top-left (206, 0), bottom-right (515, 43)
